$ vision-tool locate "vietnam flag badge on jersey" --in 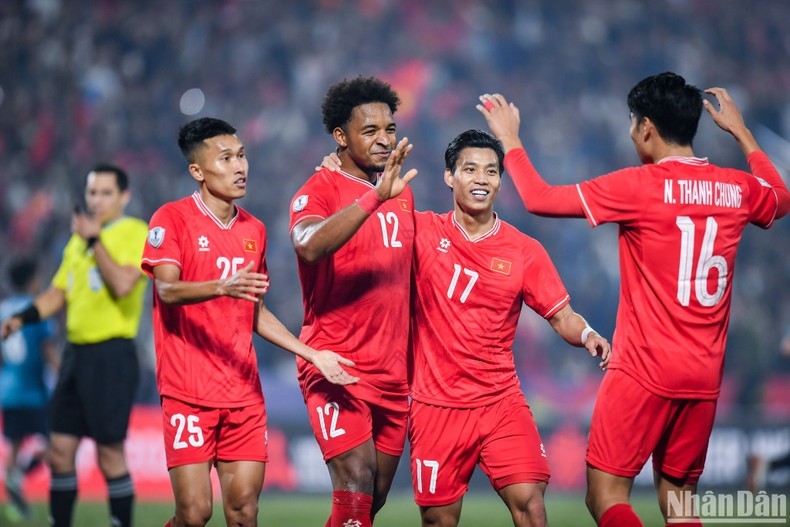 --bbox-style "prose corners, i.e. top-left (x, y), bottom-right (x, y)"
top-left (398, 199), bottom-right (411, 212)
top-left (490, 257), bottom-right (511, 275)
top-left (243, 239), bottom-right (257, 253)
